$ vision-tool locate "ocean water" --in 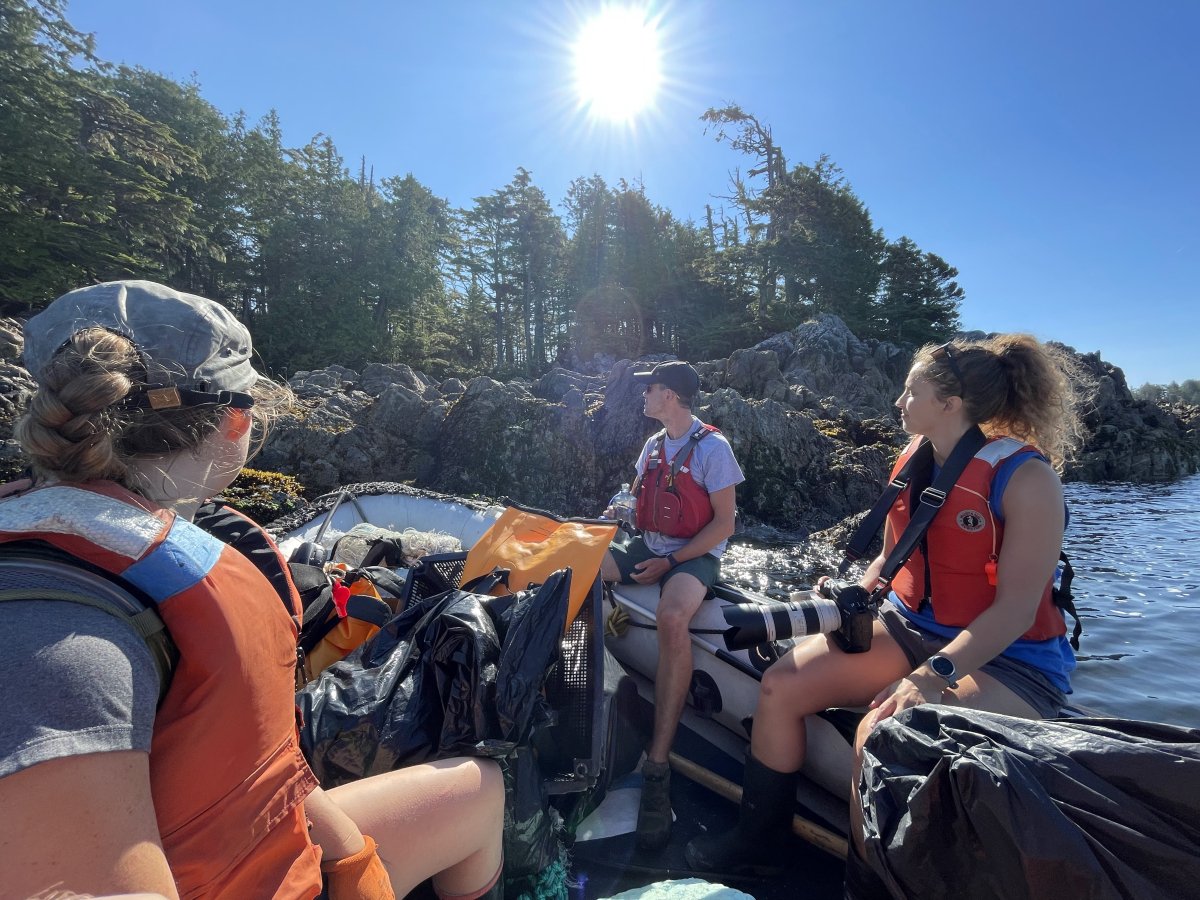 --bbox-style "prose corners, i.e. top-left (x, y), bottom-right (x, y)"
top-left (722, 472), bottom-right (1200, 729)
top-left (1063, 474), bottom-right (1200, 727)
